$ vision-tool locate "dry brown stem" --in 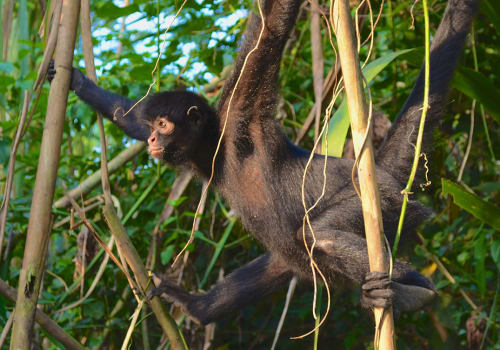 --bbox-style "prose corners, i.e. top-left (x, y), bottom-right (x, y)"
top-left (332, 0), bottom-right (395, 348)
